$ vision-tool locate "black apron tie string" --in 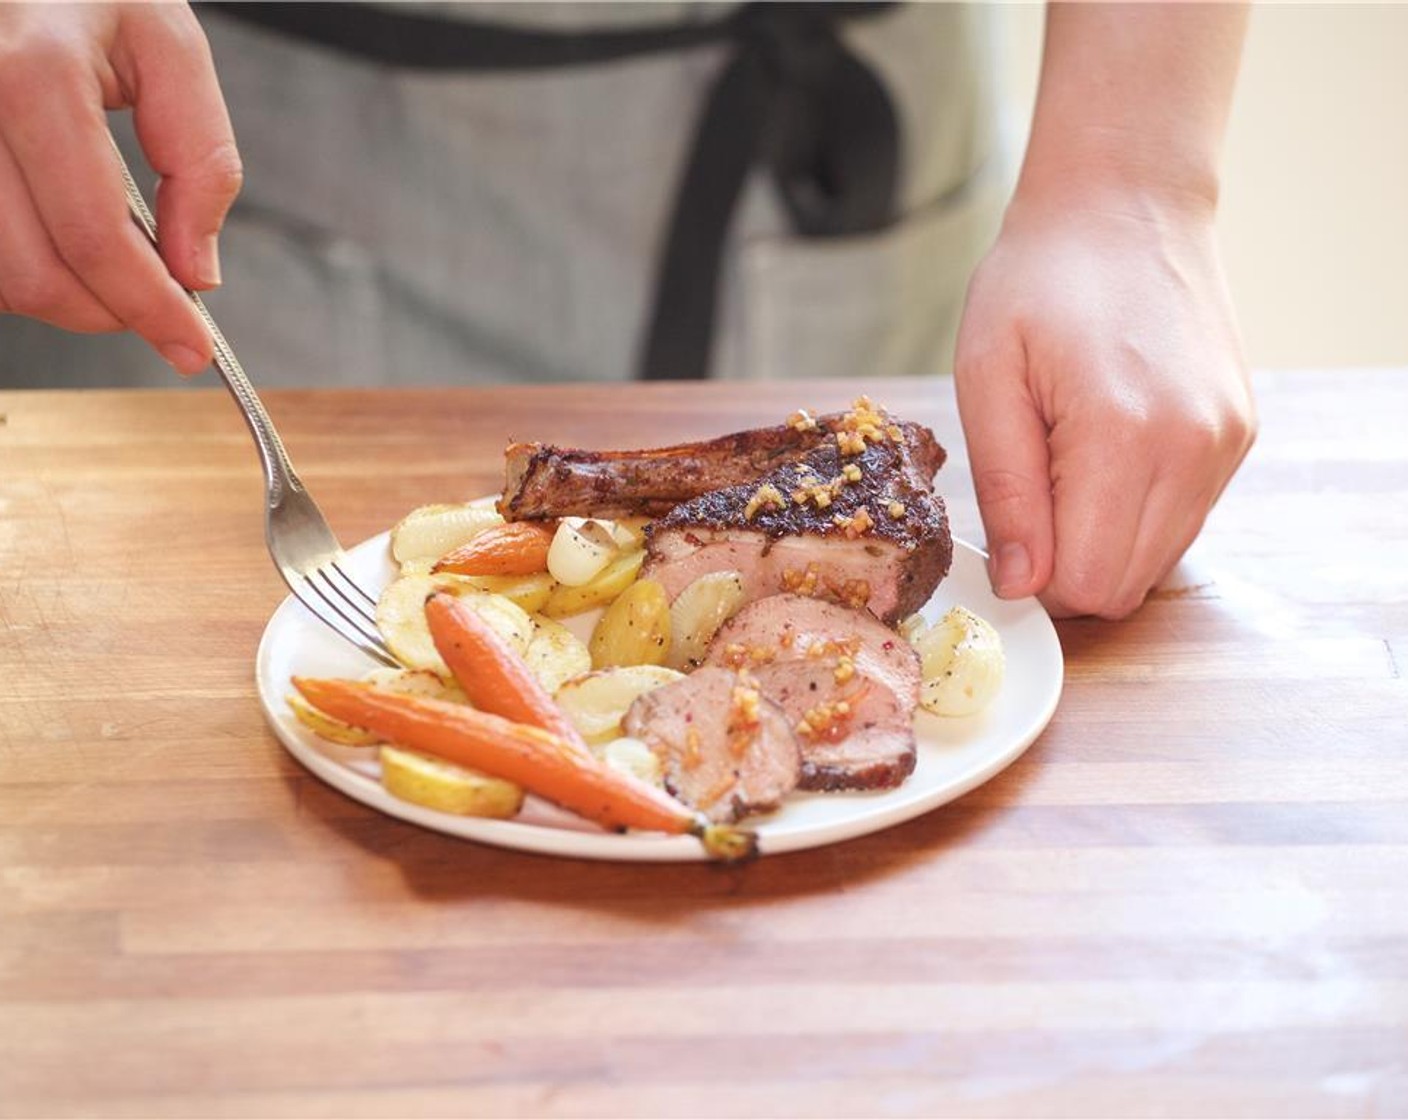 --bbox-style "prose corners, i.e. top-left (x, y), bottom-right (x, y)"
top-left (640, 3), bottom-right (901, 380)
top-left (211, 2), bottom-right (902, 381)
